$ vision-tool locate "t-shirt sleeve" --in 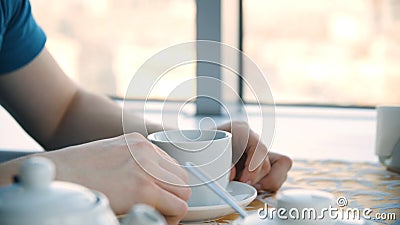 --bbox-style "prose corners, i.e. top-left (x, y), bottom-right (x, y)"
top-left (0, 0), bottom-right (46, 74)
